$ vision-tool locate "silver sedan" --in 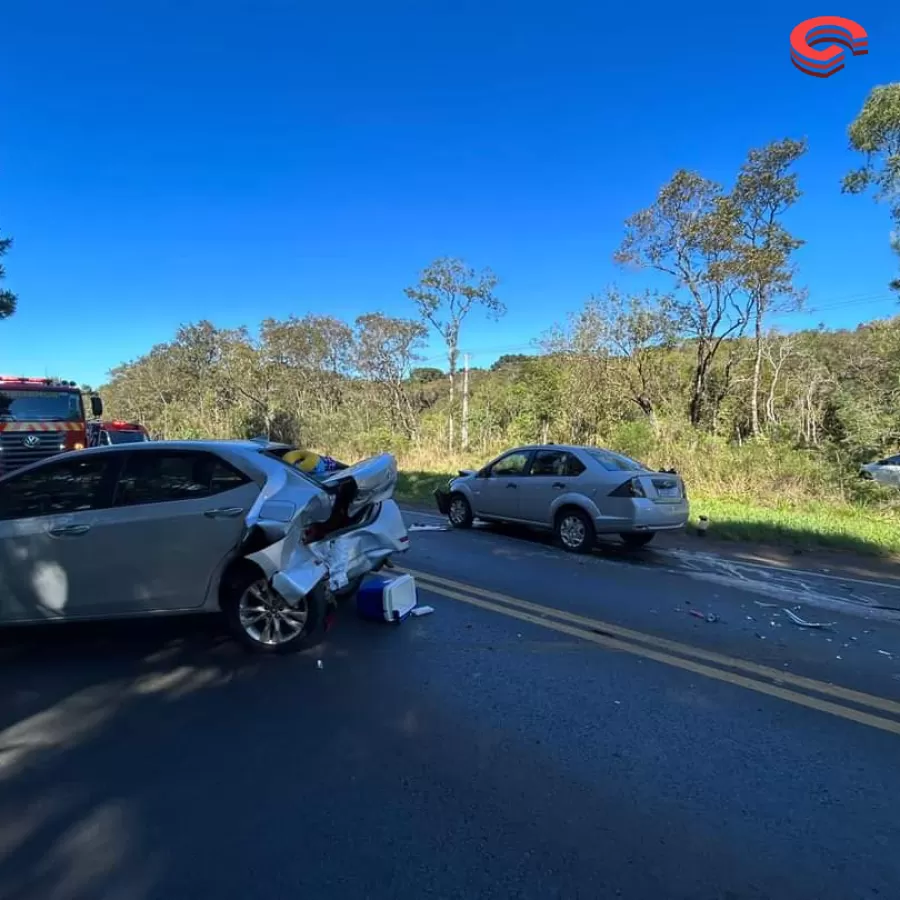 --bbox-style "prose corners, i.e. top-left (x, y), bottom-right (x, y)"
top-left (435, 444), bottom-right (689, 552)
top-left (0, 440), bottom-right (408, 652)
